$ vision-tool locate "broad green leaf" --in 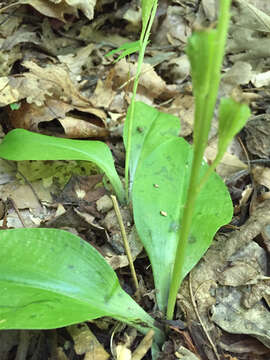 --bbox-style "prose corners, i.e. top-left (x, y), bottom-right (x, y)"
top-left (105, 40), bottom-right (141, 62)
top-left (0, 228), bottom-right (163, 341)
top-left (0, 129), bottom-right (125, 203)
top-left (218, 97), bottom-right (250, 154)
top-left (123, 101), bottom-right (180, 189)
top-left (132, 137), bottom-right (232, 312)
